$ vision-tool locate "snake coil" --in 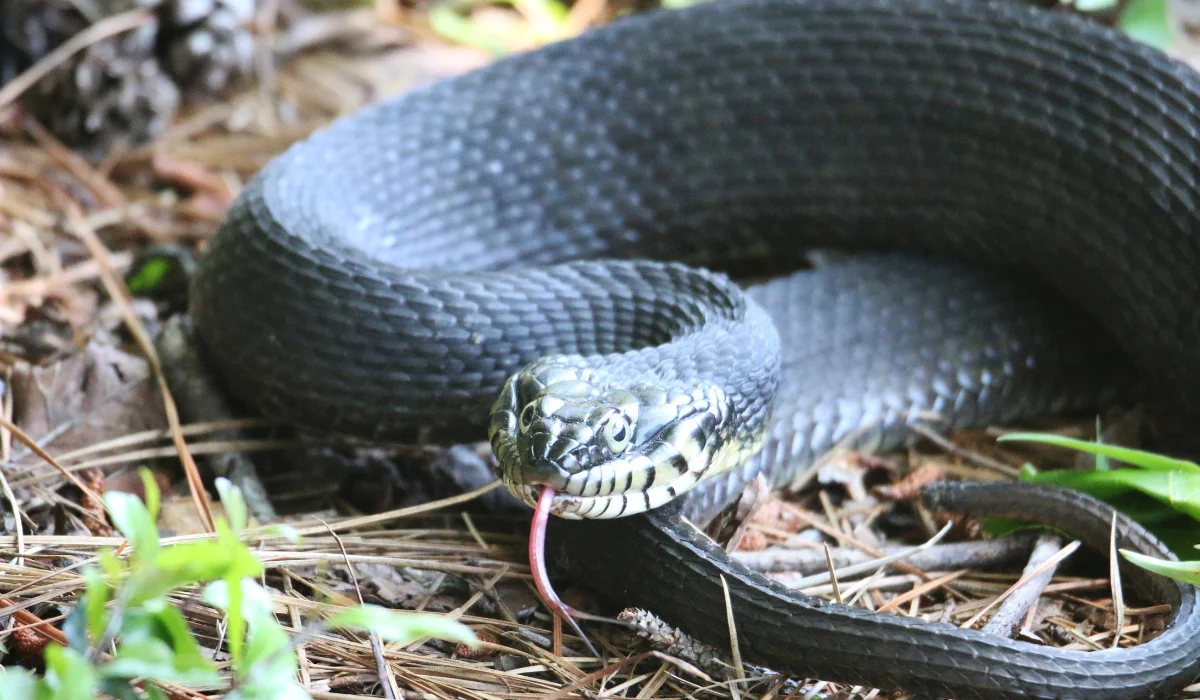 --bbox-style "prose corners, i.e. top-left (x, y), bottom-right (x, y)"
top-left (192, 0), bottom-right (1200, 696)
